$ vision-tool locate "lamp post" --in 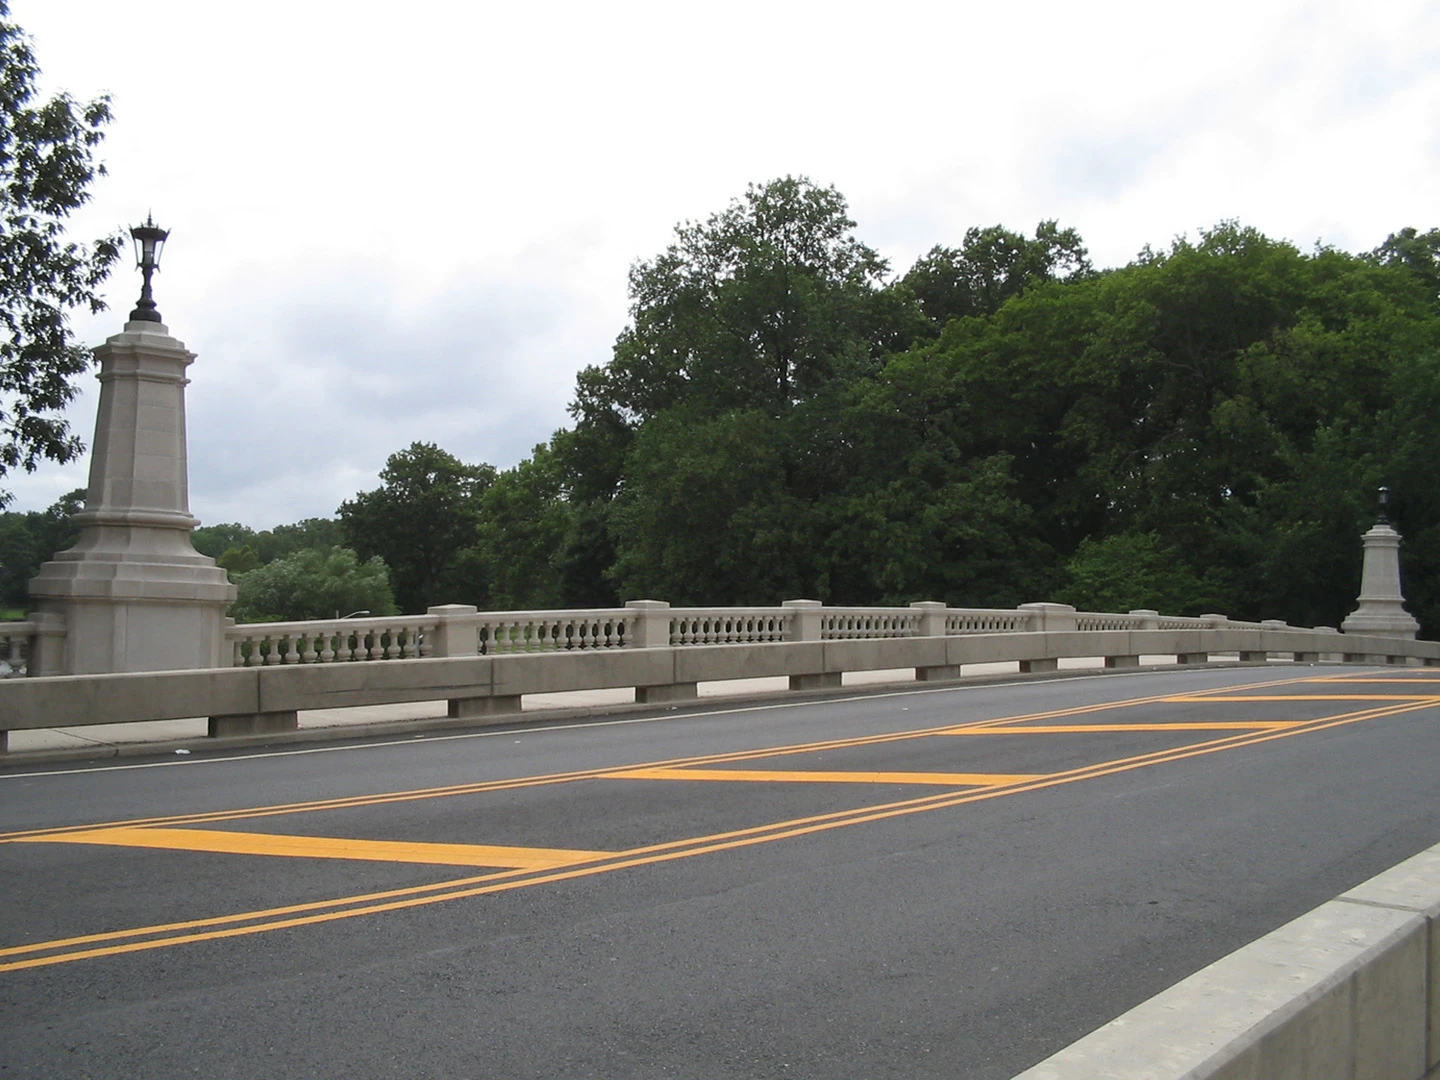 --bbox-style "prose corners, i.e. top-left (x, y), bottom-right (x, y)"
top-left (128, 215), bottom-right (169, 324)
top-left (1342, 485), bottom-right (1419, 640)
top-left (26, 218), bottom-right (237, 676)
